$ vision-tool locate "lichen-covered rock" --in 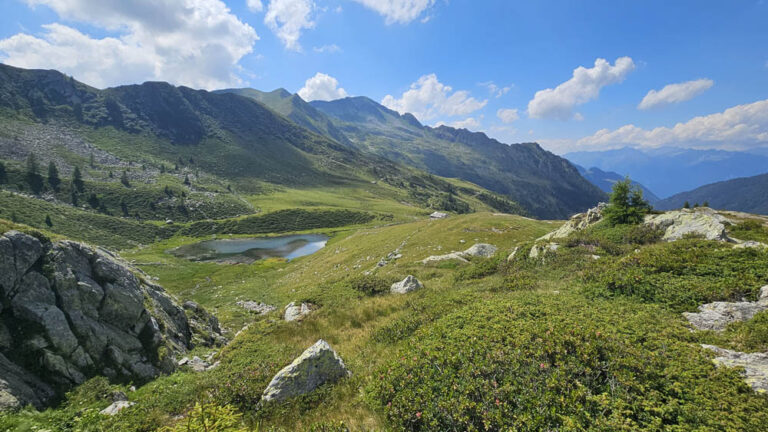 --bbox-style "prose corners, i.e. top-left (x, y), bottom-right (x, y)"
top-left (236, 301), bottom-right (276, 315)
top-left (539, 203), bottom-right (606, 241)
top-left (100, 400), bottom-right (136, 416)
top-left (0, 230), bottom-right (223, 411)
top-left (529, 243), bottom-right (559, 259)
top-left (421, 243), bottom-right (497, 264)
top-left (284, 302), bottom-right (313, 322)
top-left (702, 345), bottom-right (768, 393)
top-left (261, 340), bottom-right (349, 403)
top-left (643, 208), bottom-right (730, 242)
top-left (684, 285), bottom-right (768, 331)
top-left (390, 275), bottom-right (424, 294)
